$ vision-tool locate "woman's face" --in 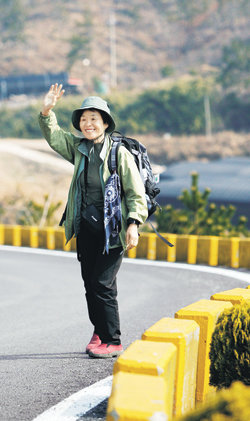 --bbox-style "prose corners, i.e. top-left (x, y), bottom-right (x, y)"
top-left (79, 109), bottom-right (108, 141)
